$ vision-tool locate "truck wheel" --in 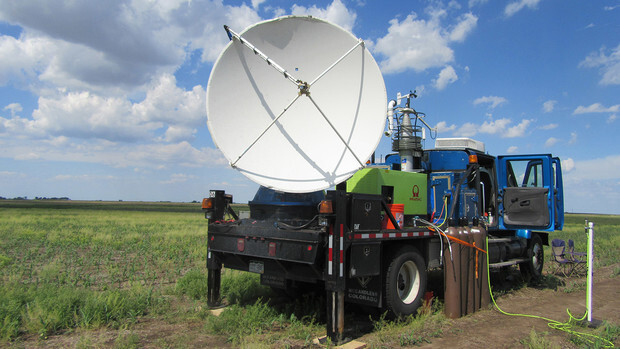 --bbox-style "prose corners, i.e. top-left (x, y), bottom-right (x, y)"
top-left (385, 246), bottom-right (427, 317)
top-left (520, 233), bottom-right (544, 281)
